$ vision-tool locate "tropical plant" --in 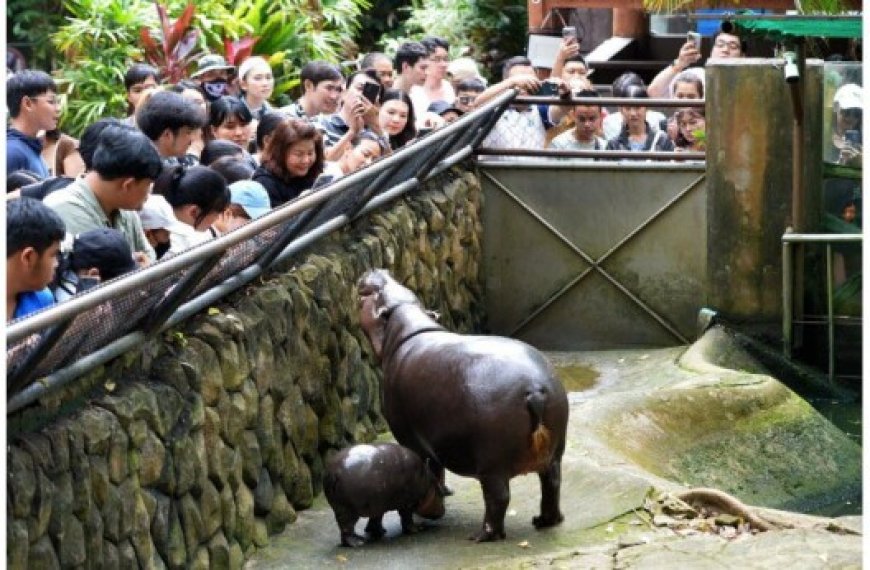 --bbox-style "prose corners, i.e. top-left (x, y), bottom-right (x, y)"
top-left (52, 0), bottom-right (158, 136)
top-left (6, 0), bottom-right (67, 69)
top-left (377, 0), bottom-right (528, 80)
top-left (642, 0), bottom-right (851, 13)
top-left (139, 2), bottom-right (202, 83)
